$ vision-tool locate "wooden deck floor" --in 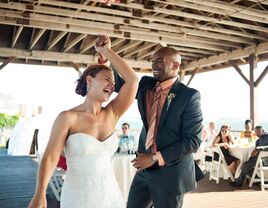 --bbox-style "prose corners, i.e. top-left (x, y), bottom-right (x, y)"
top-left (184, 174), bottom-right (268, 208)
top-left (0, 156), bottom-right (59, 208)
top-left (0, 155), bottom-right (267, 208)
